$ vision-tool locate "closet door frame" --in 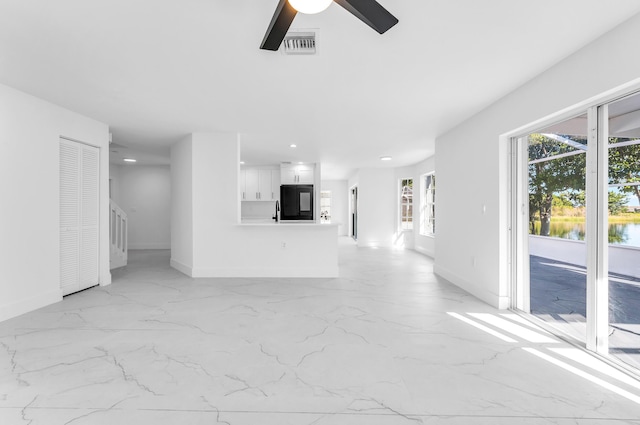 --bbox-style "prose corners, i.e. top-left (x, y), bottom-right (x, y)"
top-left (59, 137), bottom-right (100, 295)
